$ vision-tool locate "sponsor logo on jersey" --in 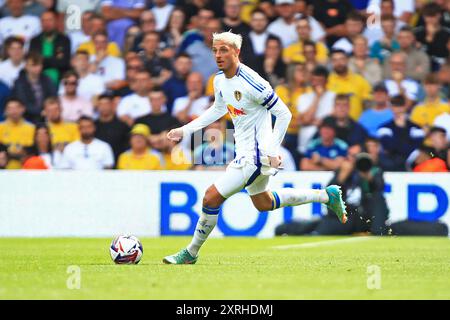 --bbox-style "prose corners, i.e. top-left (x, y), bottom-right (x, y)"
top-left (227, 104), bottom-right (246, 118)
